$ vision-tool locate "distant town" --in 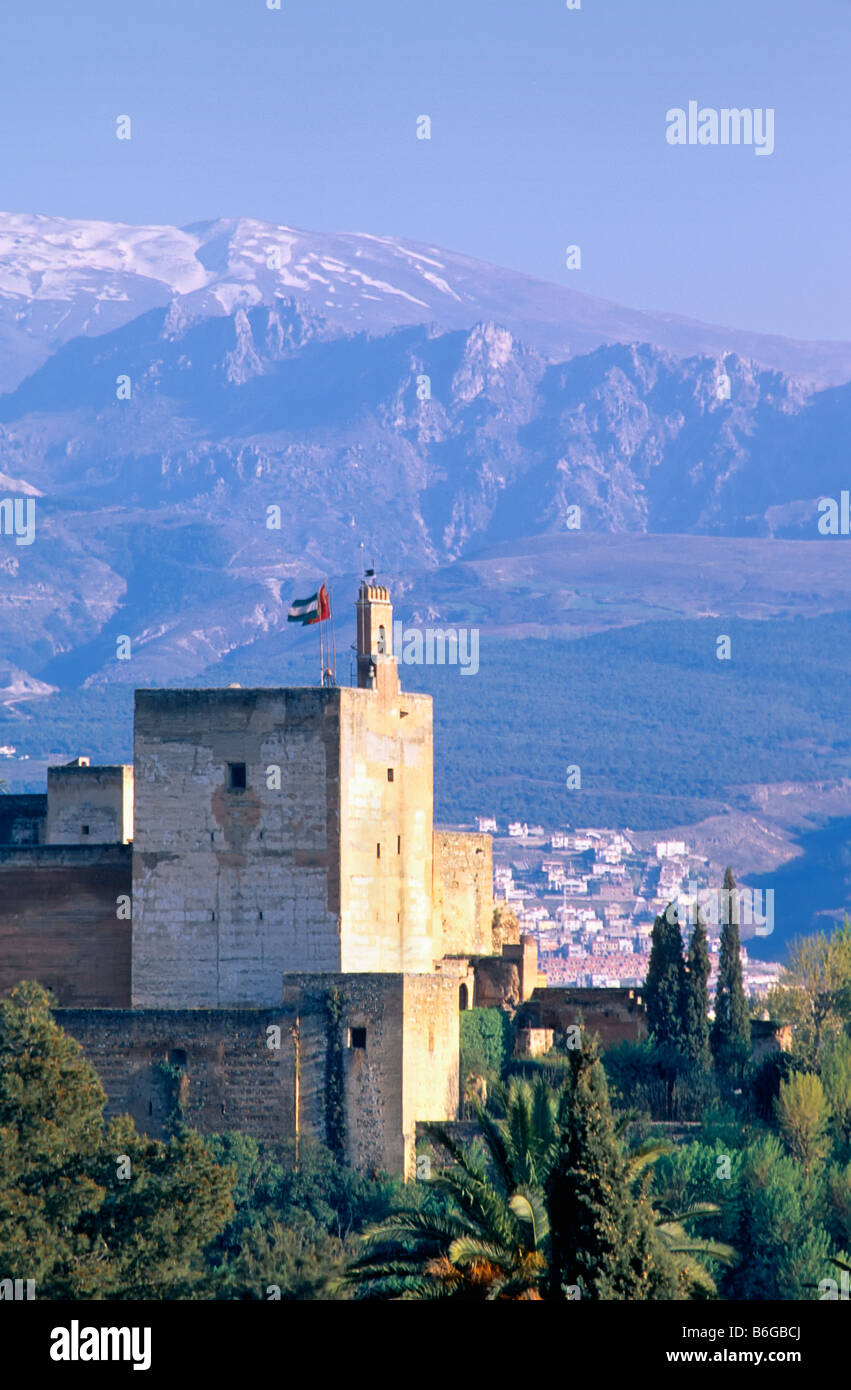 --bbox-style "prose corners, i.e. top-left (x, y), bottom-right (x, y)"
top-left (472, 817), bottom-right (783, 1001)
